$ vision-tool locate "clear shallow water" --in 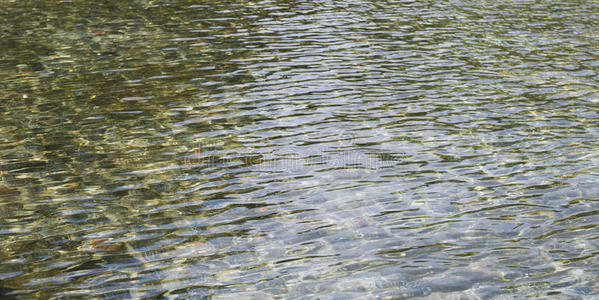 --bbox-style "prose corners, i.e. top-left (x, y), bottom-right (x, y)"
top-left (1, 0), bottom-right (599, 298)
